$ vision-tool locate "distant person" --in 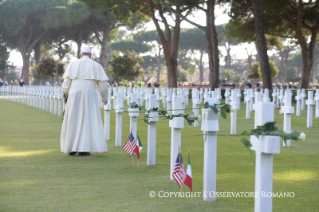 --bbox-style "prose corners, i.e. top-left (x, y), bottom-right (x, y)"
top-left (288, 82), bottom-right (292, 89)
top-left (9, 80), bottom-right (14, 86)
top-left (246, 81), bottom-right (252, 88)
top-left (154, 81), bottom-right (160, 88)
top-left (61, 46), bottom-right (109, 156)
top-left (45, 81), bottom-right (50, 86)
top-left (4, 81), bottom-right (8, 86)
top-left (14, 79), bottom-right (19, 86)
top-left (19, 79), bottom-right (24, 87)
top-left (148, 82), bottom-right (152, 88)
top-left (0, 78), bottom-right (3, 87)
